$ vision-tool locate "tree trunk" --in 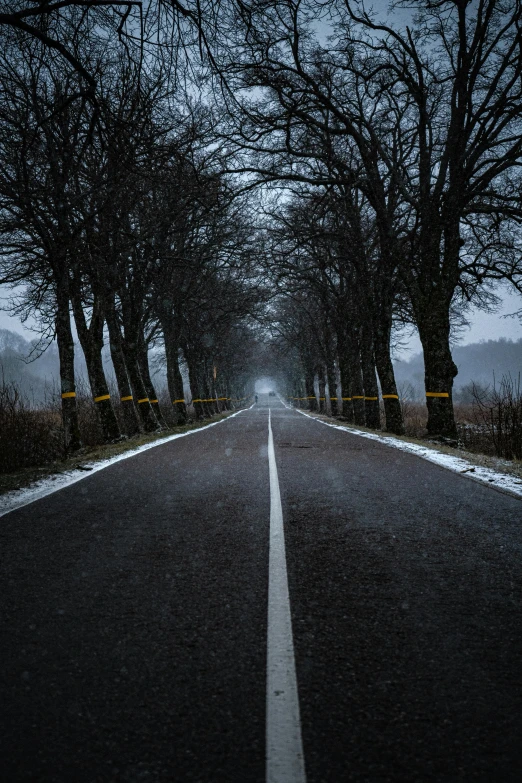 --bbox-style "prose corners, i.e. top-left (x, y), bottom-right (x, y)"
top-left (137, 335), bottom-right (167, 429)
top-left (337, 333), bottom-right (354, 423)
top-left (317, 369), bottom-right (327, 414)
top-left (119, 285), bottom-right (160, 432)
top-left (55, 273), bottom-right (81, 452)
top-left (305, 371), bottom-right (317, 411)
top-left (323, 364), bottom-right (333, 416)
top-left (185, 353), bottom-right (205, 420)
top-left (106, 304), bottom-right (141, 436)
top-left (122, 337), bottom-right (159, 432)
top-left (70, 288), bottom-right (121, 443)
top-left (346, 330), bottom-right (365, 426)
top-left (201, 365), bottom-right (216, 417)
top-left (360, 320), bottom-right (381, 430)
top-left (325, 360), bottom-right (338, 416)
top-left (412, 205), bottom-right (459, 437)
top-left (163, 335), bottom-right (187, 425)
top-left (82, 342), bottom-right (121, 442)
top-left (417, 306), bottom-right (458, 437)
top-left (373, 320), bottom-right (404, 435)
top-left (351, 360), bottom-right (366, 425)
